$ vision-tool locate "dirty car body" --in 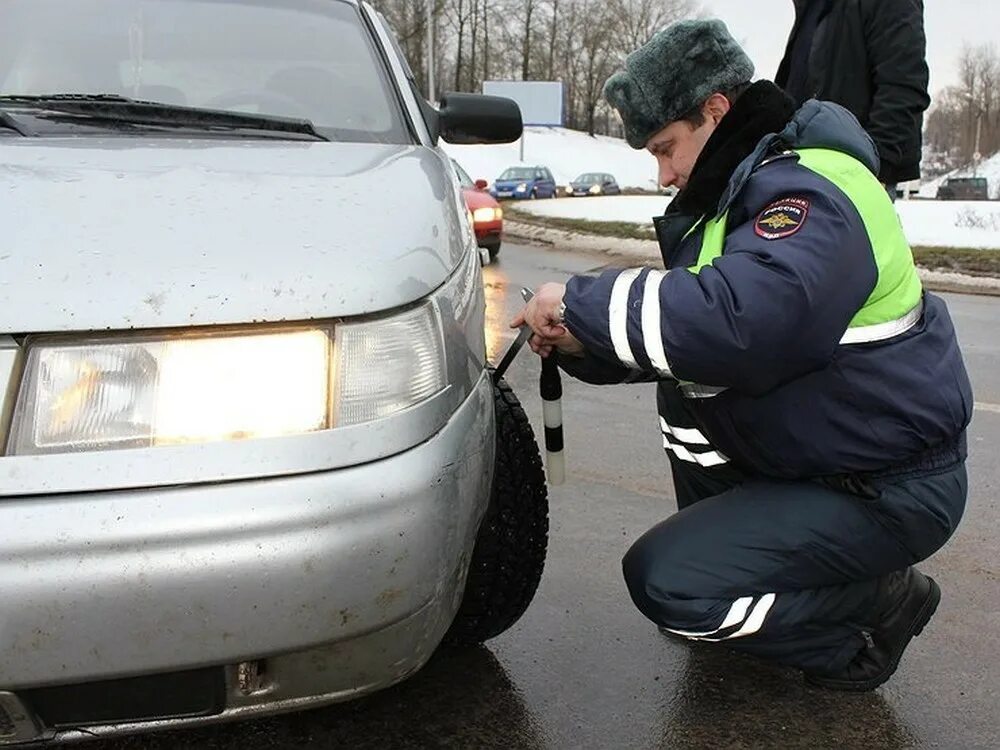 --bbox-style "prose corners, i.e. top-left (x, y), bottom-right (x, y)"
top-left (0, 0), bottom-right (523, 743)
